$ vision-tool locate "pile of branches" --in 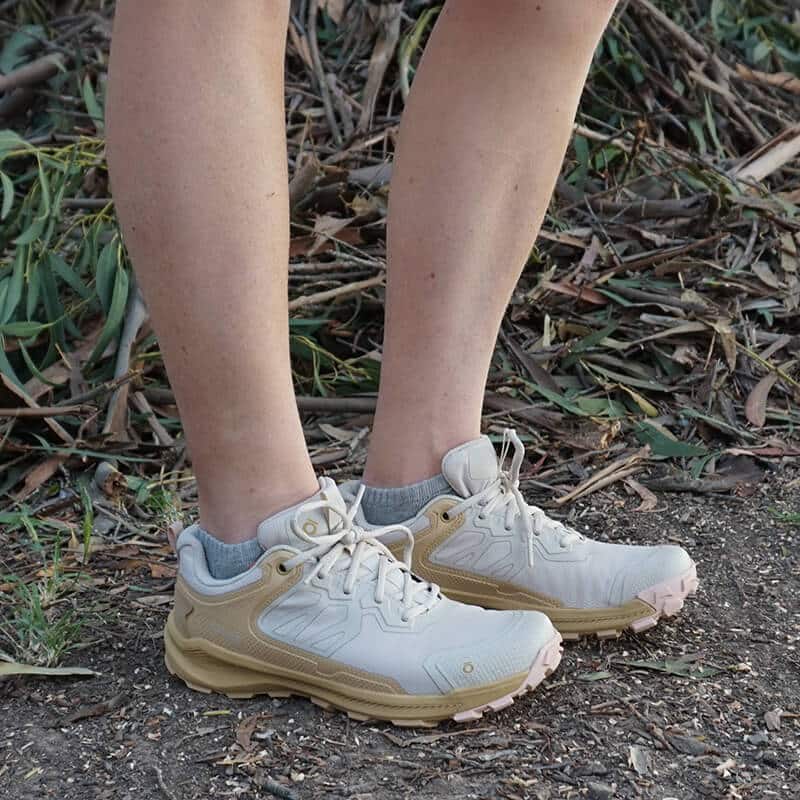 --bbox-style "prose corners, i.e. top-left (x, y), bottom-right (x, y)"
top-left (0, 0), bottom-right (798, 514)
